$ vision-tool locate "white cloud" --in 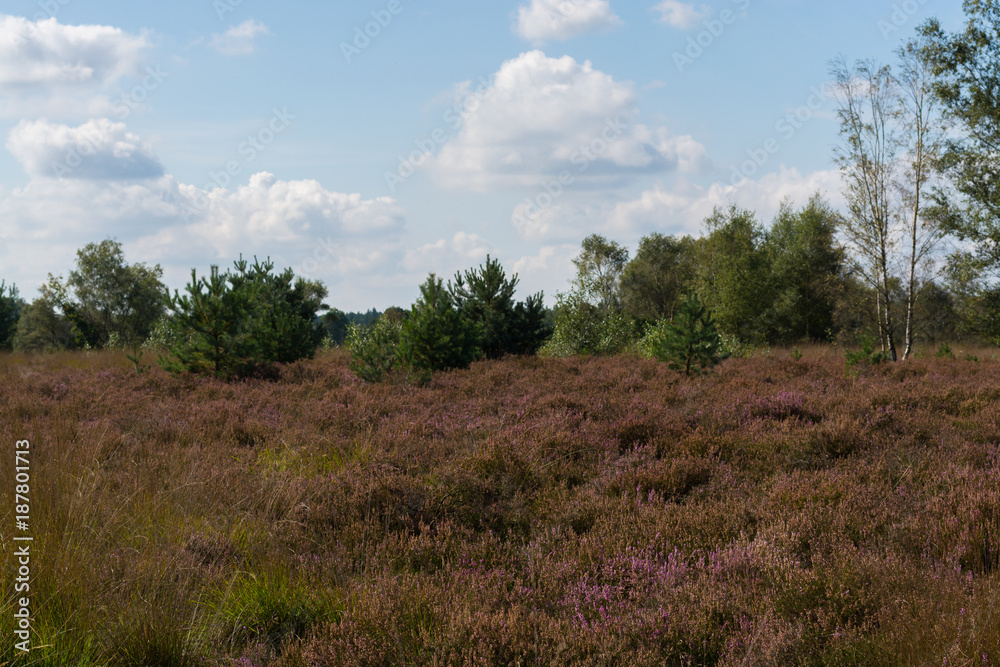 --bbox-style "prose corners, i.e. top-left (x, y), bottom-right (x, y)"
top-left (402, 232), bottom-right (492, 274)
top-left (508, 166), bottom-right (845, 244)
top-left (208, 19), bottom-right (269, 56)
top-left (1, 119), bottom-right (407, 298)
top-left (178, 172), bottom-right (403, 253)
top-left (427, 51), bottom-right (705, 191)
top-left (7, 118), bottom-right (164, 180)
top-left (608, 167), bottom-right (846, 236)
top-left (0, 14), bottom-right (150, 118)
top-left (652, 1), bottom-right (709, 29)
top-left (512, 199), bottom-right (605, 241)
top-left (515, 0), bottom-right (622, 44)
top-left (512, 243), bottom-right (579, 297)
